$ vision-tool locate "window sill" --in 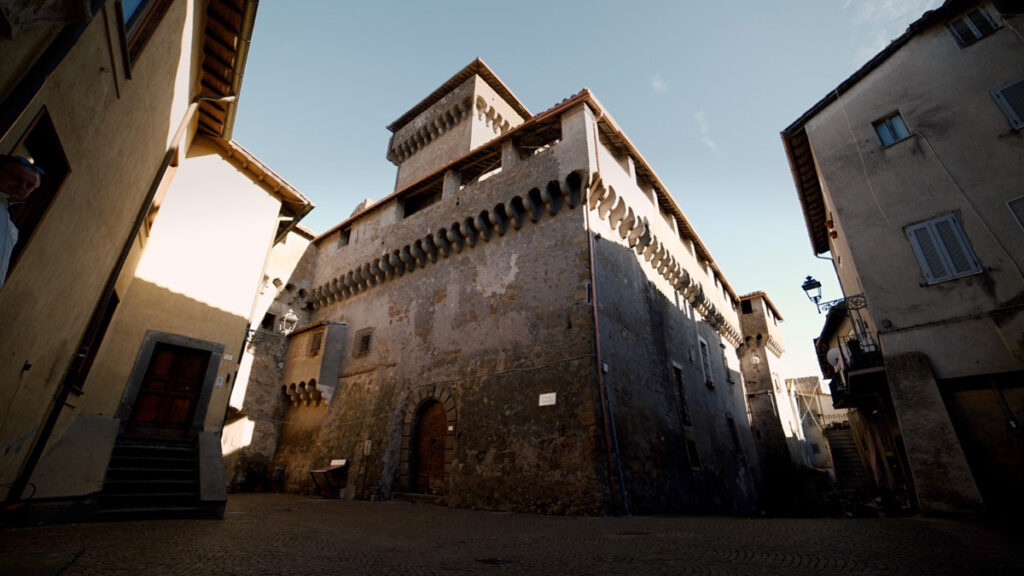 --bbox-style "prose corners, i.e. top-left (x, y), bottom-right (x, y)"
top-left (880, 135), bottom-right (913, 150)
top-left (921, 269), bottom-right (983, 286)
